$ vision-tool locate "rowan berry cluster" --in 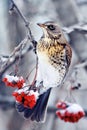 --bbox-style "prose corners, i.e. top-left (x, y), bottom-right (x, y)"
top-left (56, 101), bottom-right (85, 123)
top-left (3, 75), bottom-right (25, 89)
top-left (13, 89), bottom-right (39, 109)
top-left (3, 74), bottom-right (39, 109)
